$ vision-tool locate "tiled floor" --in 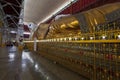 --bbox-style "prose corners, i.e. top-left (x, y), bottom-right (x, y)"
top-left (0, 46), bottom-right (88, 80)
